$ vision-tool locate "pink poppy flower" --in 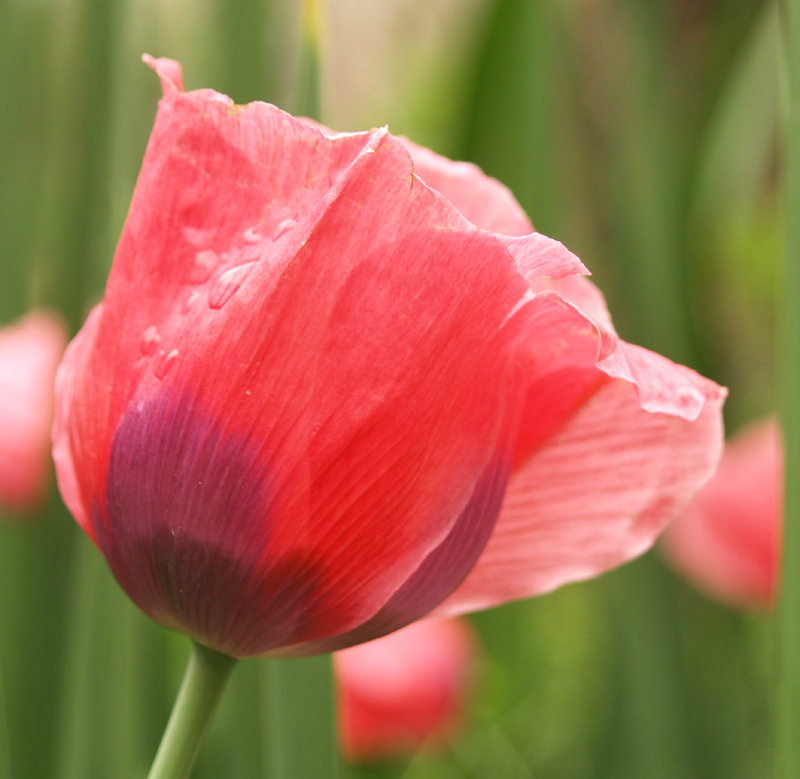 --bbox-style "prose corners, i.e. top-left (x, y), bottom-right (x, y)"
top-left (661, 417), bottom-right (781, 609)
top-left (335, 617), bottom-right (475, 761)
top-left (51, 57), bottom-right (725, 658)
top-left (0, 310), bottom-right (67, 512)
